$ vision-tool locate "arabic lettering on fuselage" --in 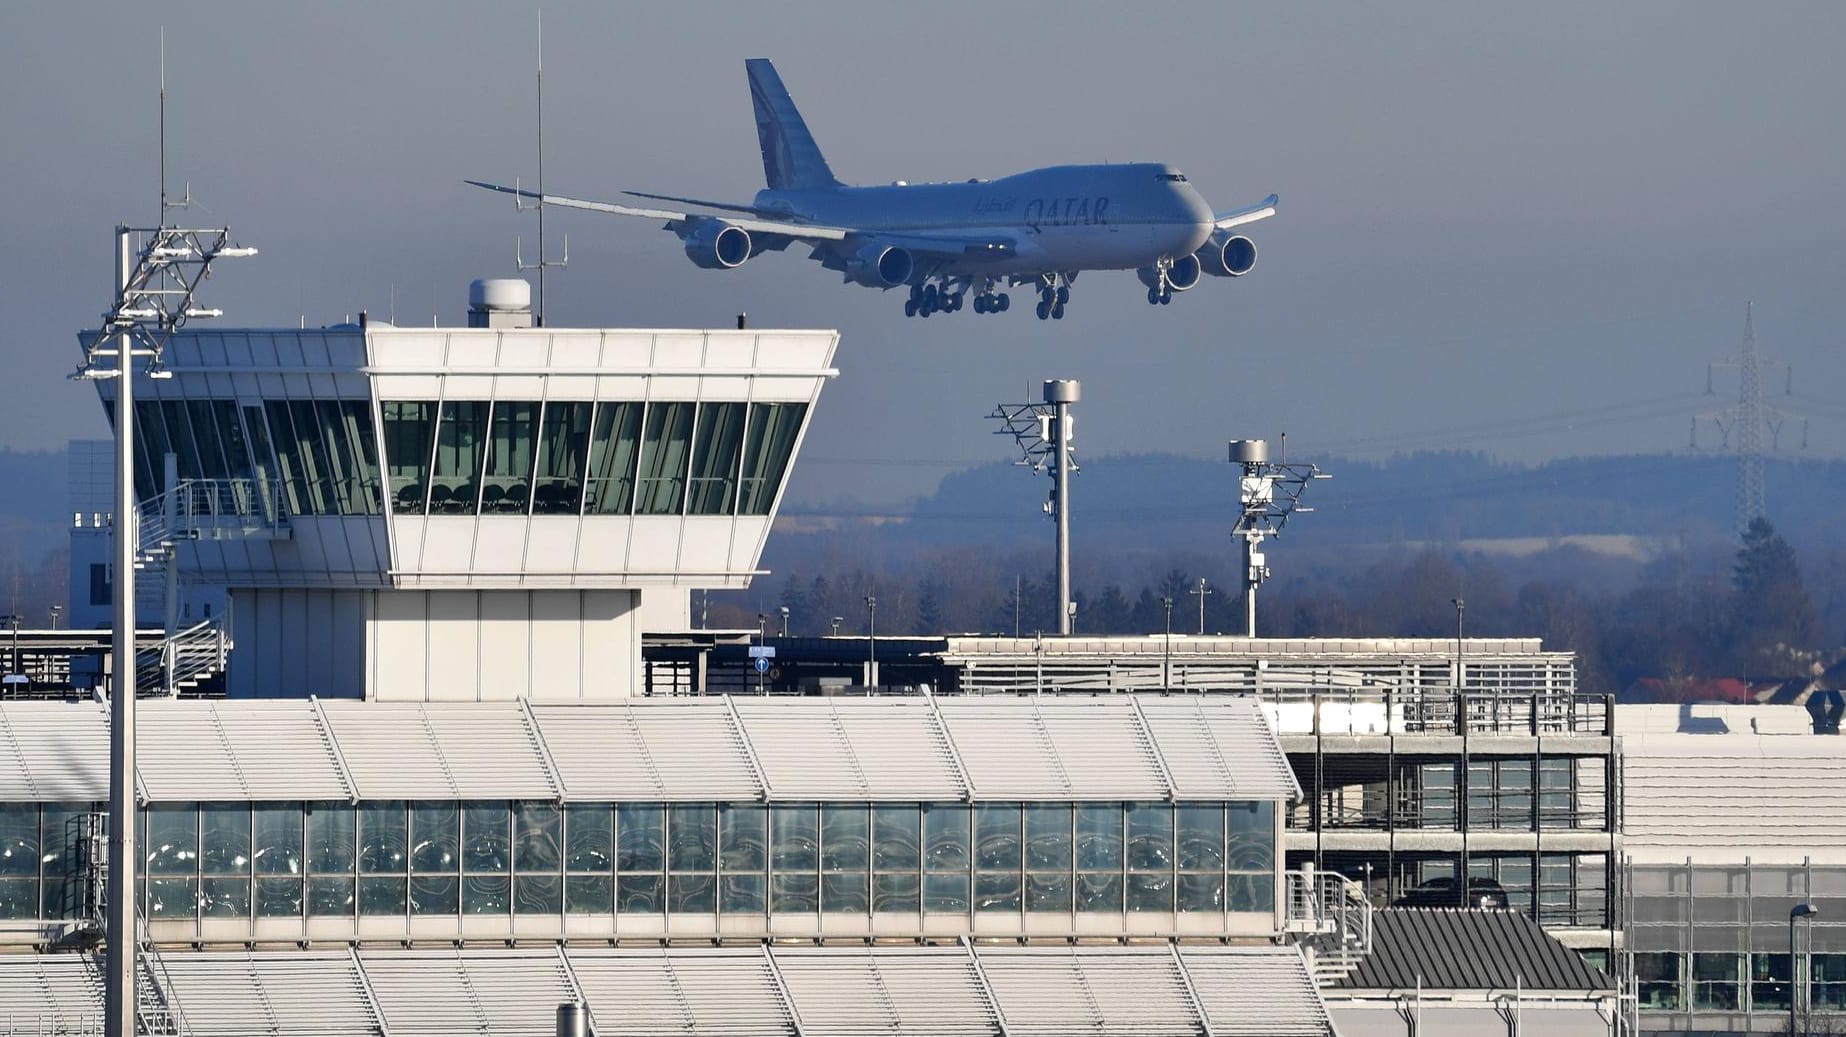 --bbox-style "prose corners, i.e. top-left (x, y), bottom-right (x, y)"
top-left (974, 196), bottom-right (1111, 228)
